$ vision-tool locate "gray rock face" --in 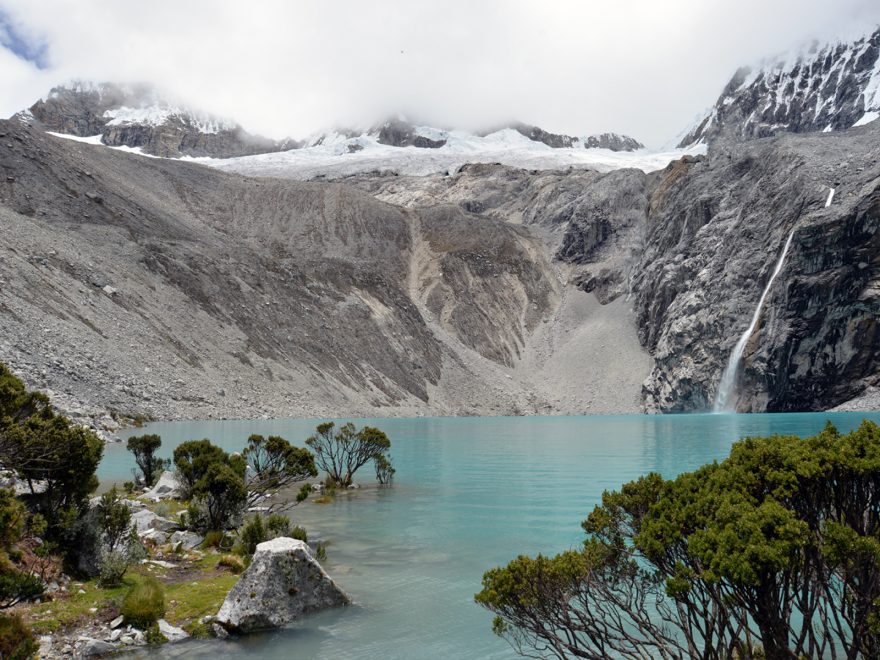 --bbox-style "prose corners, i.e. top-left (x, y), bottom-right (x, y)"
top-left (635, 122), bottom-right (880, 412)
top-left (505, 123), bottom-right (644, 151)
top-left (215, 537), bottom-right (349, 632)
top-left (374, 118), bottom-right (446, 148)
top-left (27, 82), bottom-right (295, 158)
top-left (680, 27), bottom-right (880, 147)
top-left (582, 132), bottom-right (644, 152)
